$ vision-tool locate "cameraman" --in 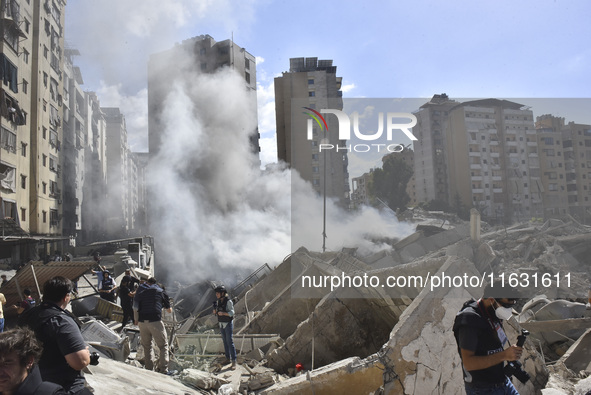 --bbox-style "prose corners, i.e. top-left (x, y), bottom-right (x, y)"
top-left (453, 282), bottom-right (523, 395)
top-left (19, 276), bottom-right (94, 394)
